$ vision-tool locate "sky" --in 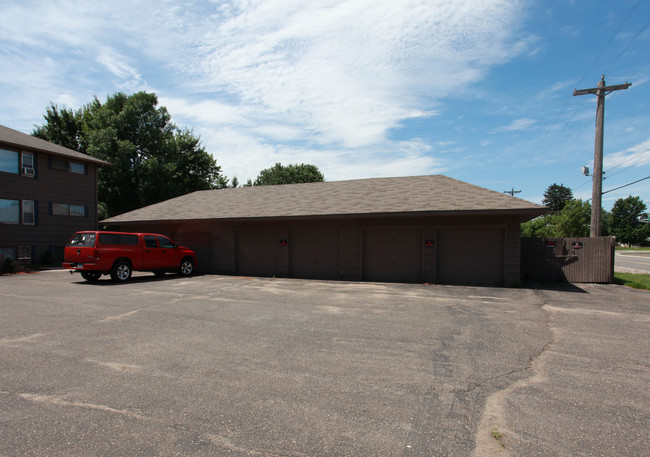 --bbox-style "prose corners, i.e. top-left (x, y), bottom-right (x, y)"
top-left (1, 0), bottom-right (649, 209)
